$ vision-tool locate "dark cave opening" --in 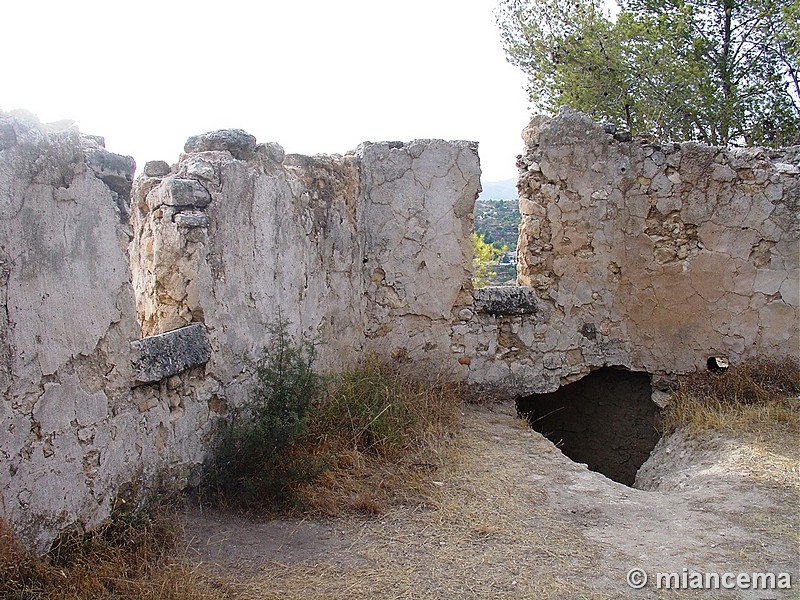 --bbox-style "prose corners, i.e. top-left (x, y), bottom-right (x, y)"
top-left (516, 367), bottom-right (662, 486)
